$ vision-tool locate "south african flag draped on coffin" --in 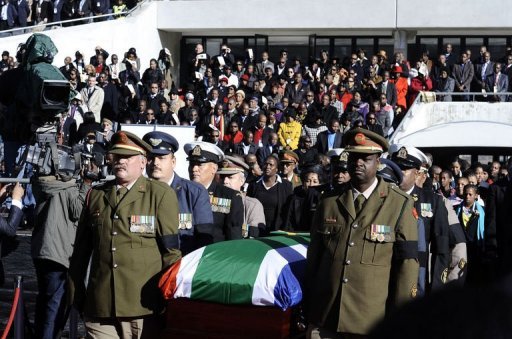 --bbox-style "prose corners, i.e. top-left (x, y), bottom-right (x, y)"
top-left (159, 234), bottom-right (310, 311)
